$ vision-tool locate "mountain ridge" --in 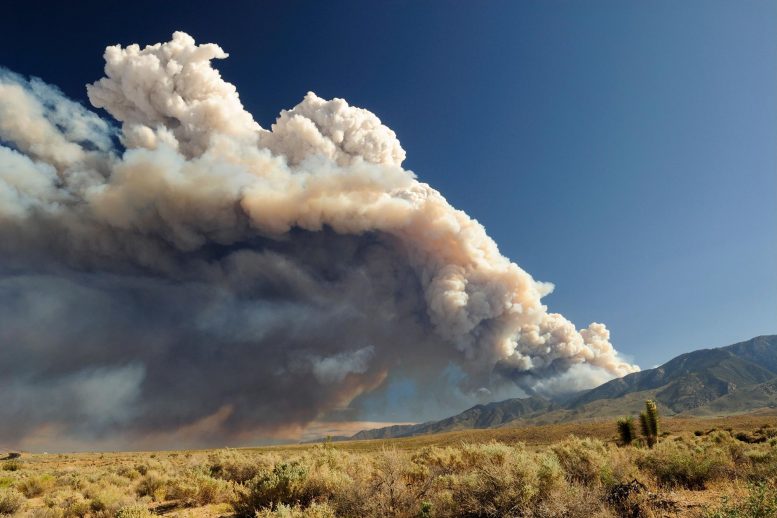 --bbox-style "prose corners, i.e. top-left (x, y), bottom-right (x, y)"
top-left (347, 335), bottom-right (777, 441)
